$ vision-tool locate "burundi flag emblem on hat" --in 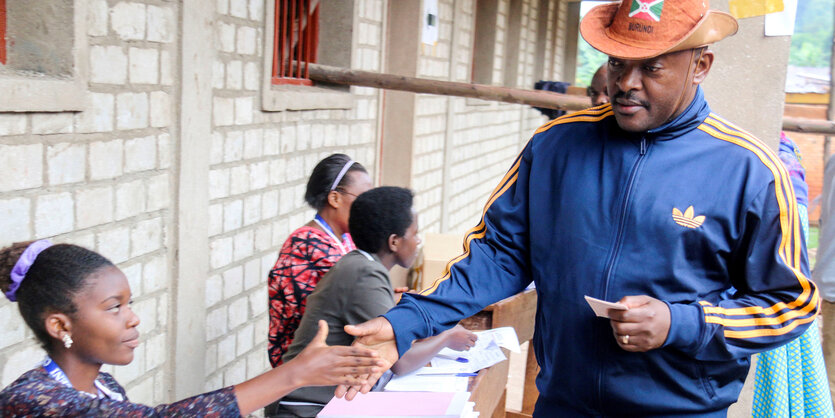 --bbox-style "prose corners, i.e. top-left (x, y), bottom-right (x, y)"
top-left (629, 0), bottom-right (664, 22)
